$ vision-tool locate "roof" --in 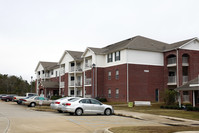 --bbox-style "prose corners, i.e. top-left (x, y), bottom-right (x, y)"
top-left (164, 38), bottom-right (195, 51)
top-left (67, 50), bottom-right (83, 61)
top-left (175, 76), bottom-right (199, 91)
top-left (41, 81), bottom-right (59, 88)
top-left (35, 61), bottom-right (58, 72)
